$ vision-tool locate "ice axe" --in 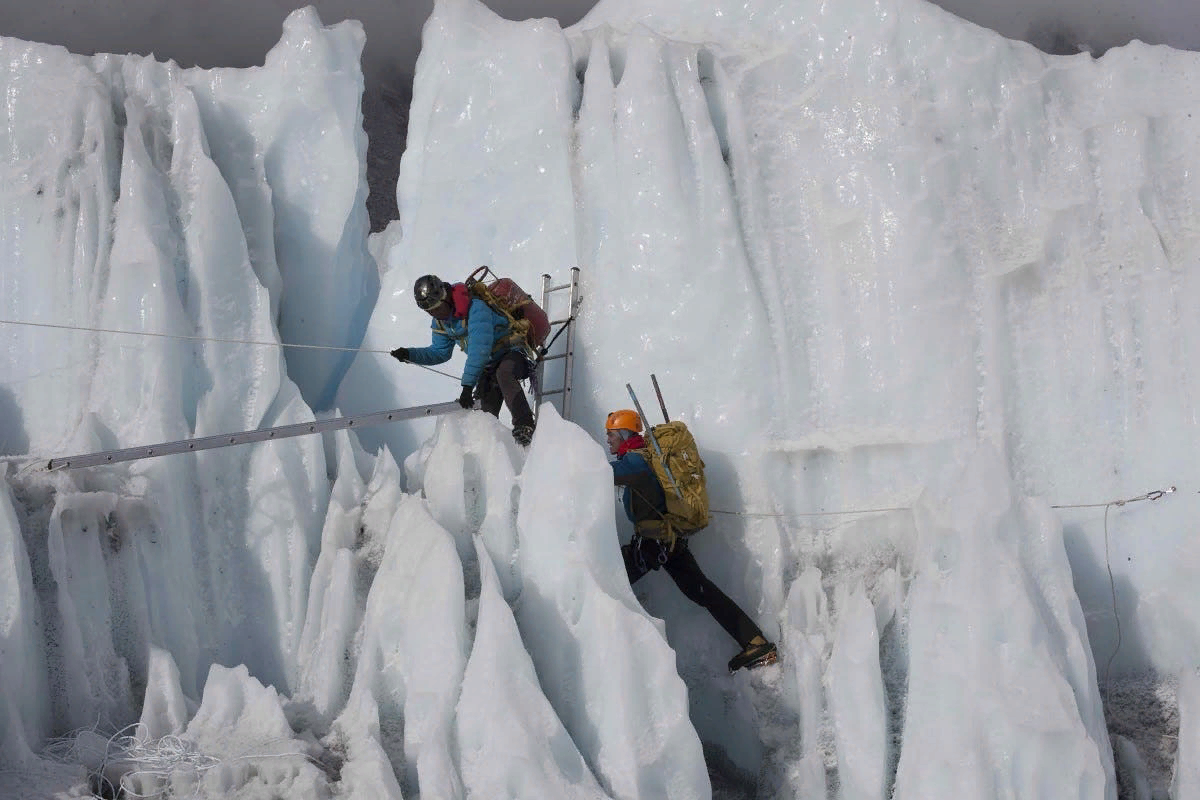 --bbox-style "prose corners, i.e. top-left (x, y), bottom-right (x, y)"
top-left (626, 380), bottom-right (684, 501)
